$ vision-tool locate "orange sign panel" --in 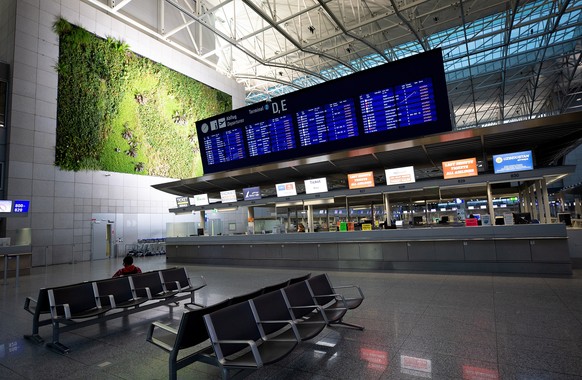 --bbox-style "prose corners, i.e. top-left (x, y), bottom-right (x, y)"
top-left (348, 171), bottom-right (375, 189)
top-left (442, 157), bottom-right (478, 179)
